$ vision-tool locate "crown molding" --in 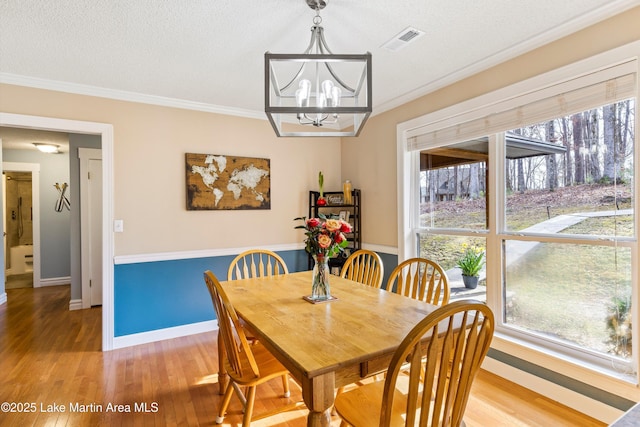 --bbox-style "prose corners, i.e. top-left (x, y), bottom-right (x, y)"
top-left (0, 72), bottom-right (266, 121)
